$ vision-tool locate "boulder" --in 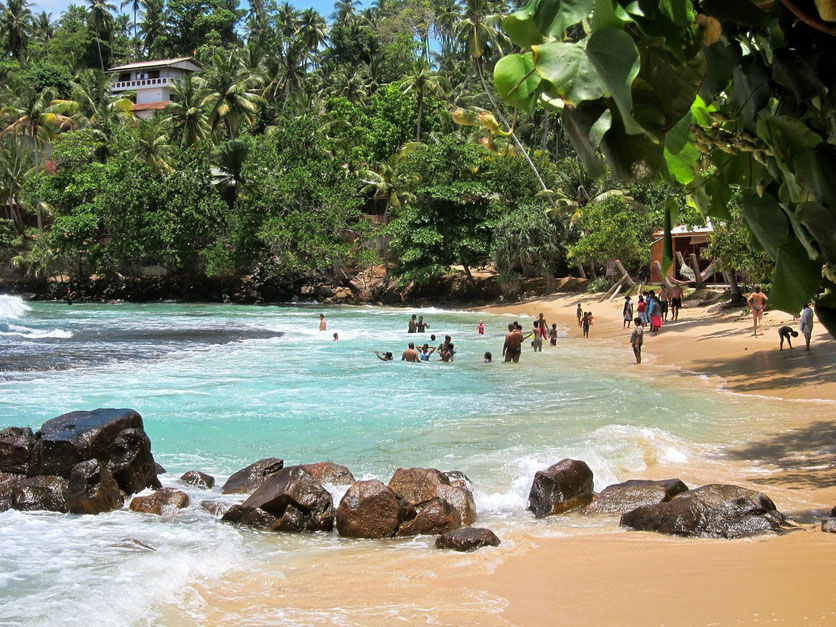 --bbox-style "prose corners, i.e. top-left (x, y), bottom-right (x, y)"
top-left (443, 470), bottom-right (473, 492)
top-left (180, 470), bottom-right (215, 489)
top-left (583, 479), bottom-right (689, 515)
top-left (29, 409), bottom-right (159, 495)
top-left (0, 472), bottom-right (24, 512)
top-left (337, 479), bottom-right (416, 538)
top-left (831, 505), bottom-right (836, 517)
top-left (822, 518), bottom-right (836, 533)
top-left (389, 467), bottom-right (477, 525)
top-left (221, 504), bottom-right (280, 530)
top-left (129, 488), bottom-right (190, 515)
top-left (303, 461), bottom-right (355, 486)
top-left (396, 498), bottom-right (461, 537)
top-left (437, 484), bottom-right (477, 525)
top-left (620, 484), bottom-right (791, 539)
top-left (200, 500), bottom-right (229, 517)
top-left (528, 459), bottom-right (594, 518)
top-left (0, 426), bottom-right (35, 475)
top-left (12, 475), bottom-right (69, 512)
top-left (154, 462), bottom-right (167, 475)
top-left (240, 466), bottom-right (333, 532)
top-left (66, 459), bottom-right (124, 515)
top-left (435, 528), bottom-right (500, 552)
top-left (221, 458), bottom-right (284, 494)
